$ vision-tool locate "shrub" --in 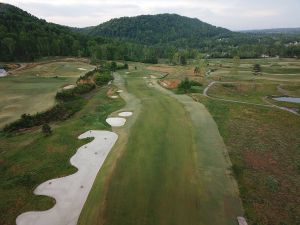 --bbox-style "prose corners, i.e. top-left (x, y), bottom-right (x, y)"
top-left (177, 78), bottom-right (192, 93)
top-left (94, 72), bottom-right (114, 86)
top-left (42, 123), bottom-right (52, 136)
